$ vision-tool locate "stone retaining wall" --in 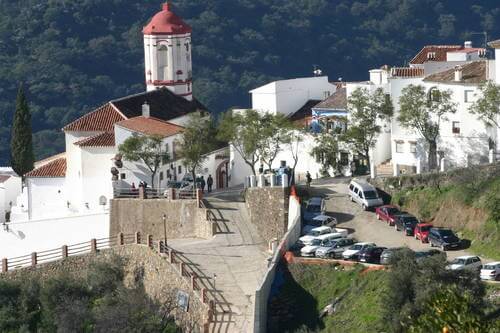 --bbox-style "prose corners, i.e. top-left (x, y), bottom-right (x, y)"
top-left (245, 187), bottom-right (290, 245)
top-left (2, 245), bottom-right (210, 332)
top-left (110, 199), bottom-right (214, 240)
